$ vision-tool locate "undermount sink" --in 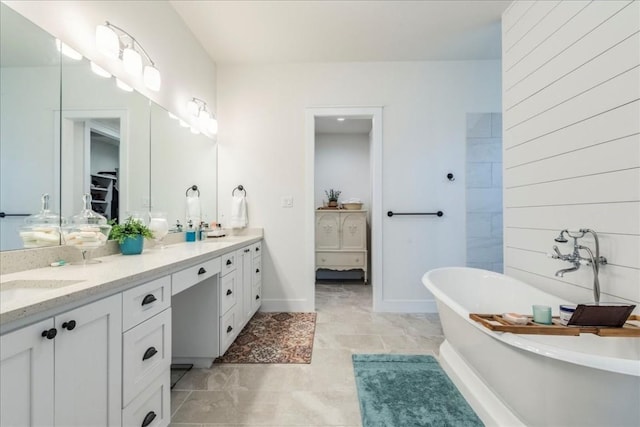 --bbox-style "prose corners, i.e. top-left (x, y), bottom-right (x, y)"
top-left (0, 280), bottom-right (84, 307)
